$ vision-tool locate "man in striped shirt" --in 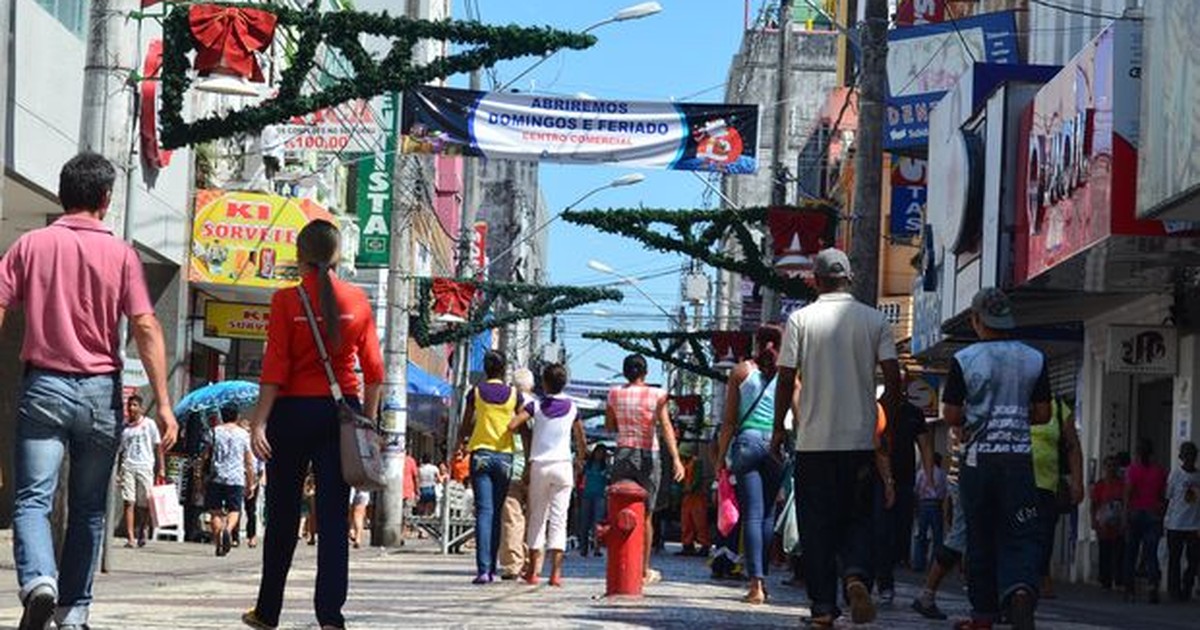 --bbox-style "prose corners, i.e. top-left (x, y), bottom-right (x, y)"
top-left (605, 354), bottom-right (685, 584)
